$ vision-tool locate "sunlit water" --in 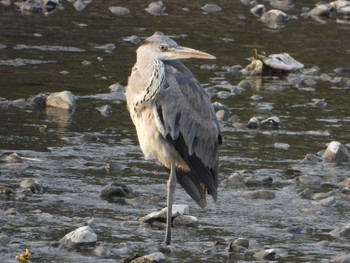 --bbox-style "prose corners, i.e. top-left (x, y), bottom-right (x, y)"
top-left (1, 1), bottom-right (350, 262)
